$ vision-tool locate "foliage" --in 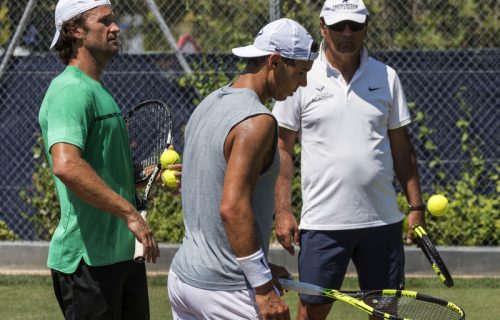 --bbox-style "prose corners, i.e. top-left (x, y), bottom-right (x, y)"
top-left (6, 0), bottom-right (500, 52)
top-left (0, 219), bottom-right (16, 240)
top-left (397, 88), bottom-right (499, 246)
top-left (144, 188), bottom-right (185, 243)
top-left (0, 0), bottom-right (10, 45)
top-left (136, 0), bottom-right (500, 52)
top-left (387, 0), bottom-right (500, 49)
top-left (19, 135), bottom-right (59, 241)
top-left (284, 0), bottom-right (500, 50)
top-left (177, 56), bottom-right (242, 105)
top-left (187, 0), bottom-right (269, 52)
